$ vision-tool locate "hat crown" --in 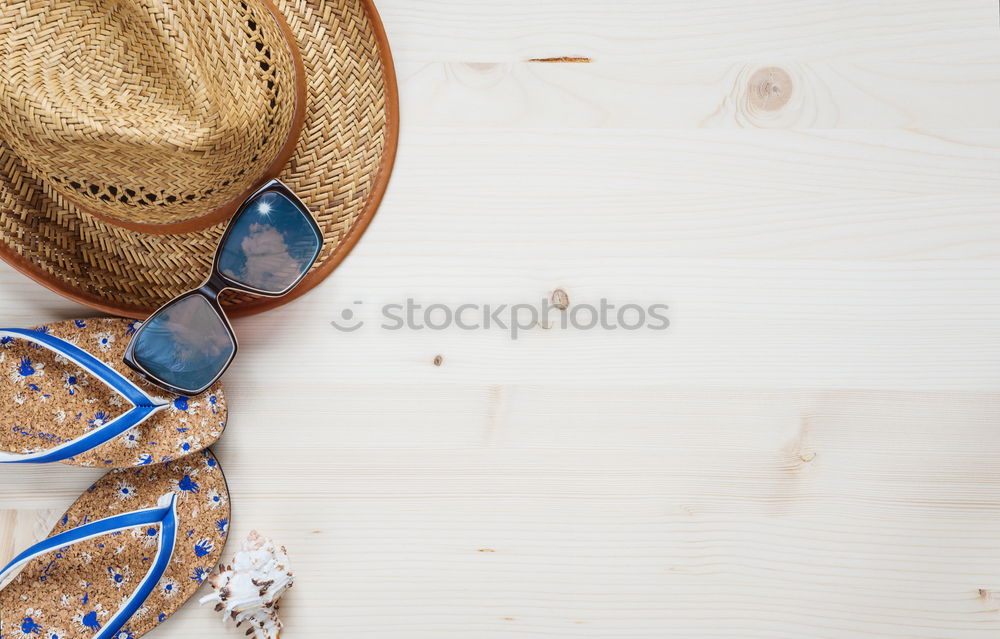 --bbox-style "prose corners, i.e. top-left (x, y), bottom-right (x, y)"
top-left (0, 0), bottom-right (301, 231)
